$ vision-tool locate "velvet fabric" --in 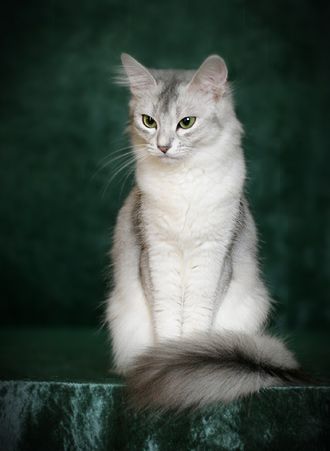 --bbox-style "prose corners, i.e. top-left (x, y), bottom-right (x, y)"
top-left (1, 381), bottom-right (329, 451)
top-left (0, 329), bottom-right (329, 450)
